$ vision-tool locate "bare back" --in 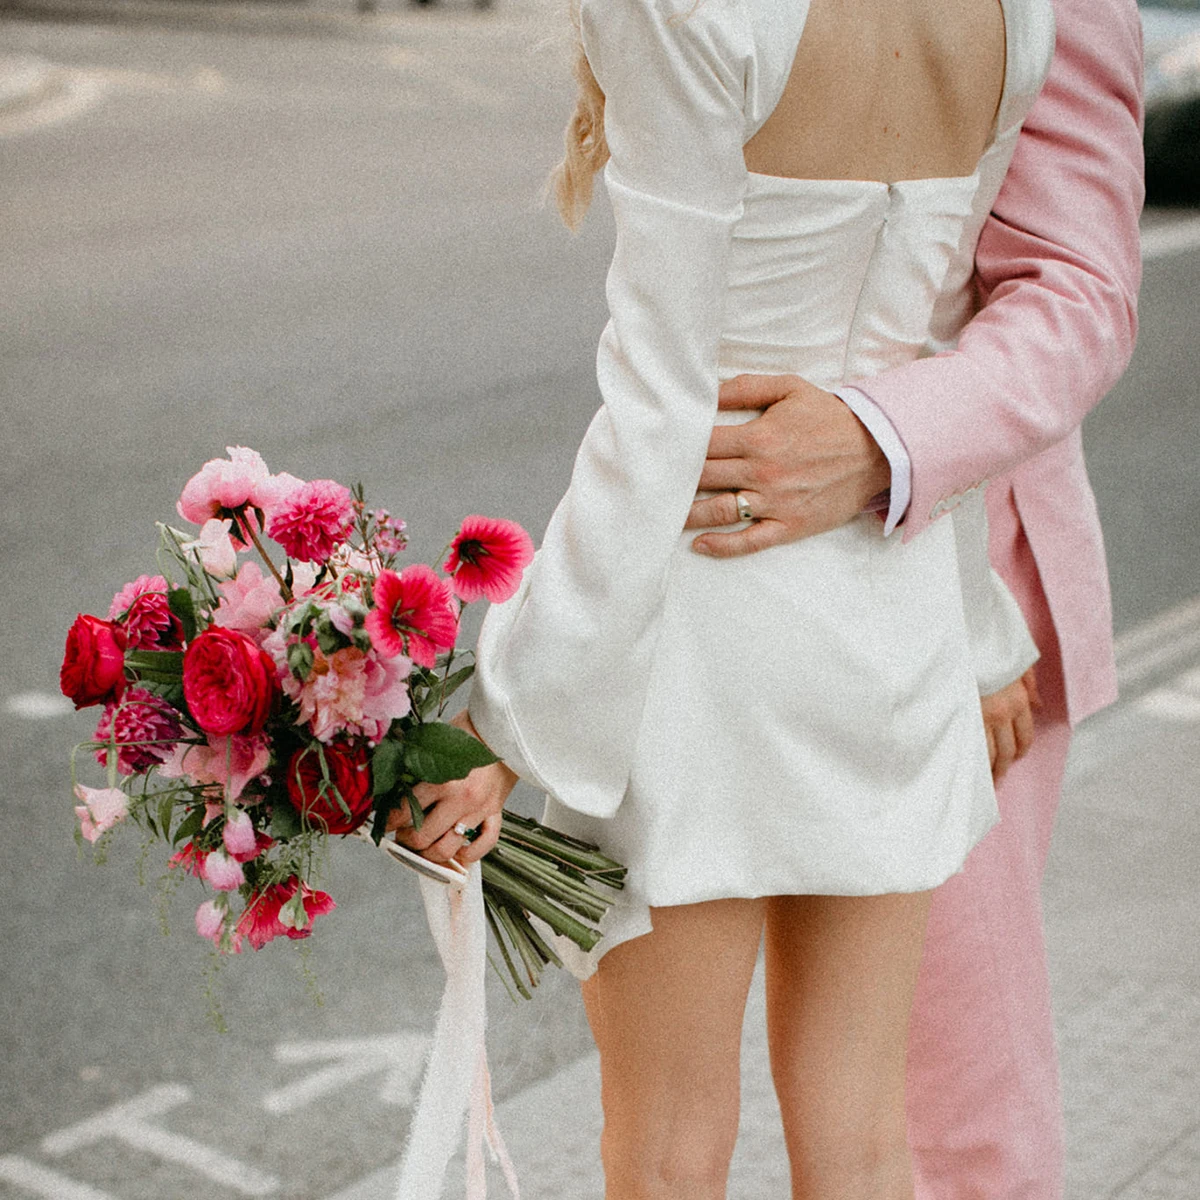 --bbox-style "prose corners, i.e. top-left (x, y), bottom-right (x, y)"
top-left (744, 0), bottom-right (1007, 183)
